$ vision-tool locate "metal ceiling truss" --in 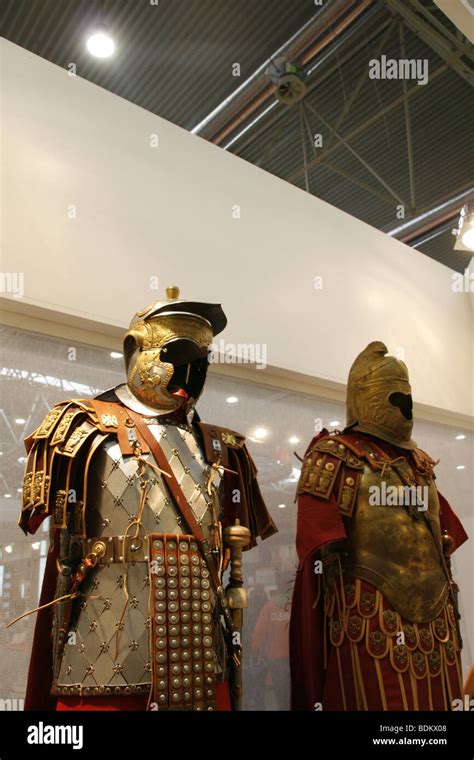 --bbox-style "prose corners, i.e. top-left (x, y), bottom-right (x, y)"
top-left (232, 0), bottom-right (472, 230)
top-left (251, 16), bottom-right (442, 216)
top-left (386, 0), bottom-right (474, 86)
